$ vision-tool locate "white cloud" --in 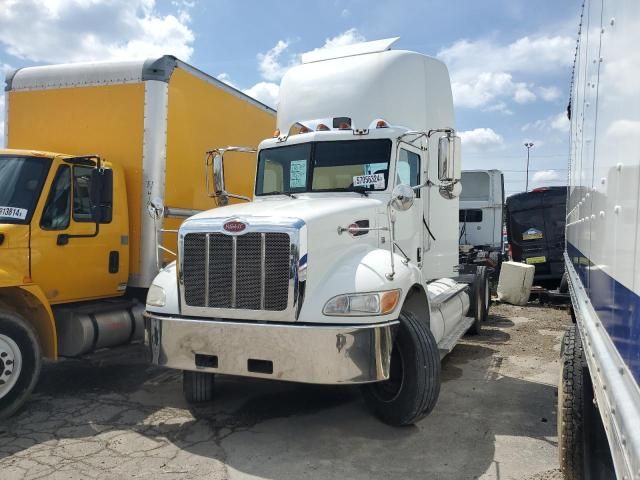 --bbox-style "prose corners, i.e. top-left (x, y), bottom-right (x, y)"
top-left (438, 34), bottom-right (573, 109)
top-left (300, 28), bottom-right (366, 64)
top-left (522, 111), bottom-right (569, 133)
top-left (258, 40), bottom-right (296, 82)
top-left (459, 128), bottom-right (504, 152)
top-left (514, 85), bottom-right (536, 104)
top-left (532, 169), bottom-right (561, 184)
top-left (216, 72), bottom-right (237, 89)
top-left (539, 85), bottom-right (562, 101)
top-left (483, 102), bottom-right (513, 115)
top-left (0, 0), bottom-right (195, 63)
top-left (243, 82), bottom-right (280, 109)
top-left (249, 29), bottom-right (365, 107)
top-left (550, 112), bottom-right (570, 133)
